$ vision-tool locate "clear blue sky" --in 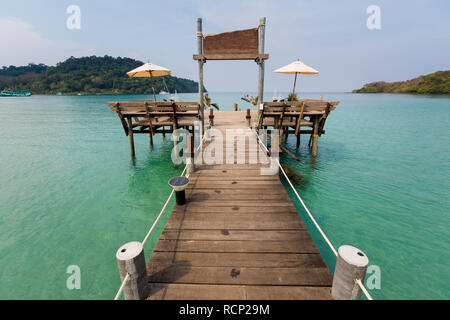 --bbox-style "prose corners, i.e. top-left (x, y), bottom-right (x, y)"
top-left (1, 0), bottom-right (449, 92)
